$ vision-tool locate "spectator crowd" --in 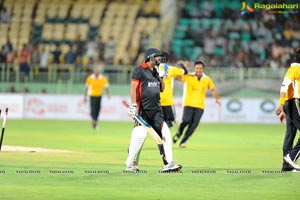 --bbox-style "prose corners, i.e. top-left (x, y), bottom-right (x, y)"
top-left (171, 0), bottom-right (300, 68)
